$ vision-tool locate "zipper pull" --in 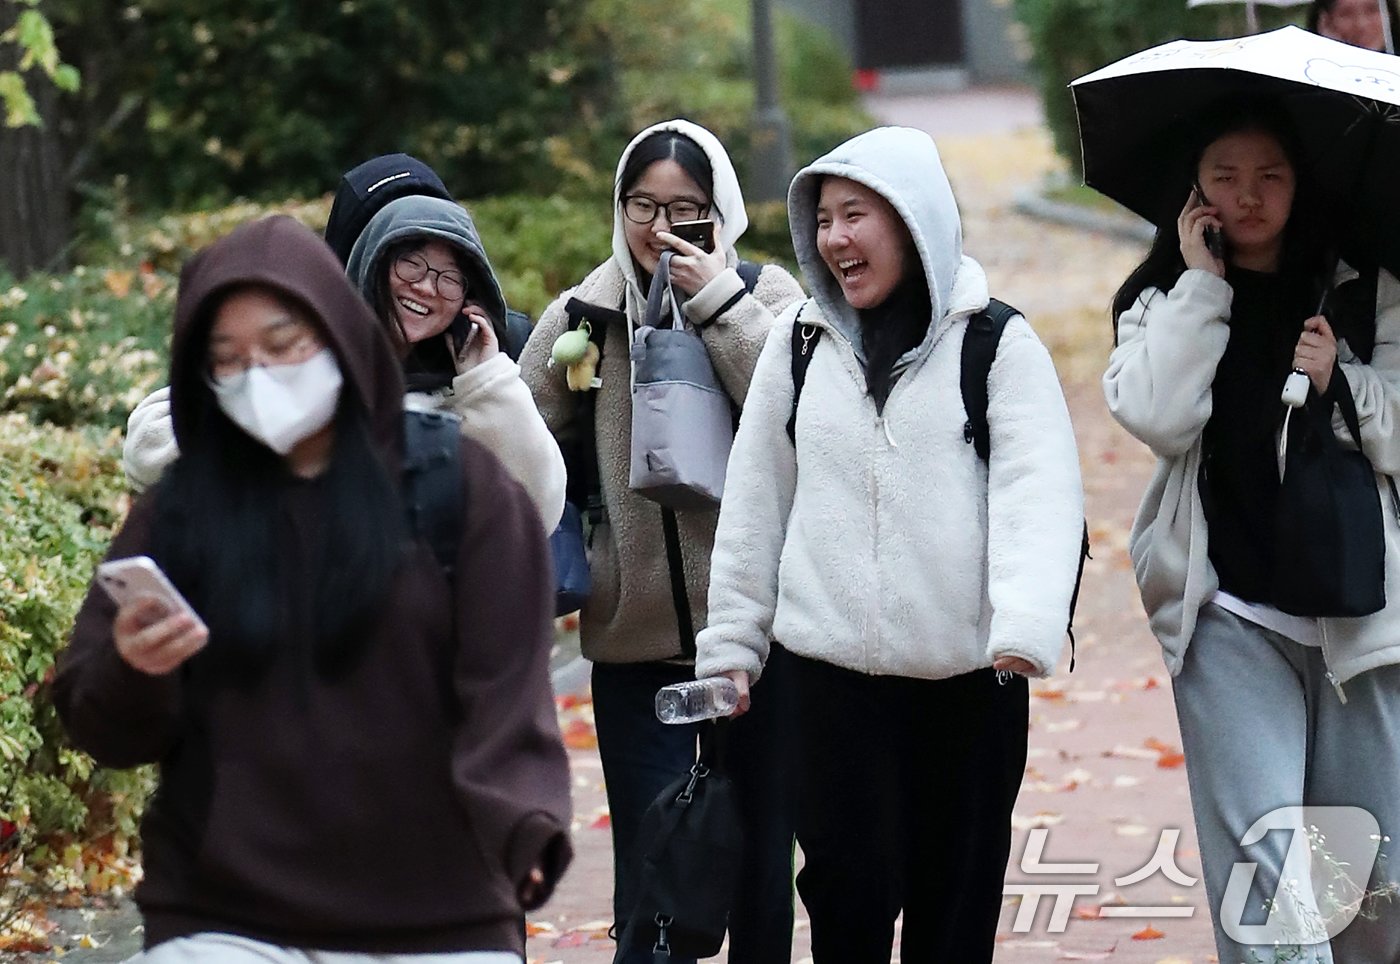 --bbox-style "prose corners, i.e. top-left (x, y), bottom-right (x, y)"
top-left (1326, 671), bottom-right (1349, 705)
top-left (880, 417), bottom-right (898, 448)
